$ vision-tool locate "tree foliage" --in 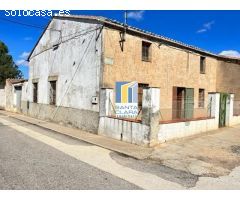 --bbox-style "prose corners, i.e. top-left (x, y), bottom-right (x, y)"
top-left (0, 41), bottom-right (23, 85)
